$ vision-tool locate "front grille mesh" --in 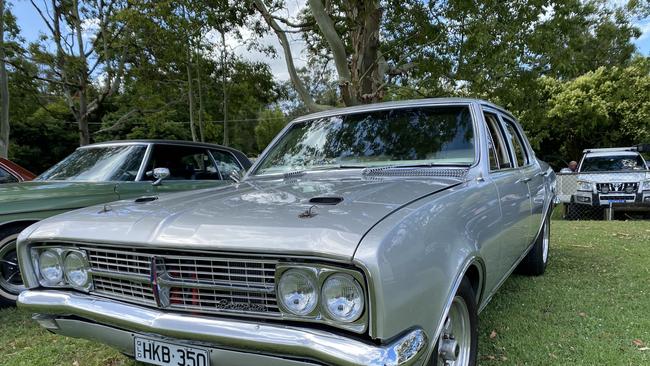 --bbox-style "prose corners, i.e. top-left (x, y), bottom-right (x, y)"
top-left (84, 247), bottom-right (279, 317)
top-left (596, 182), bottom-right (638, 193)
